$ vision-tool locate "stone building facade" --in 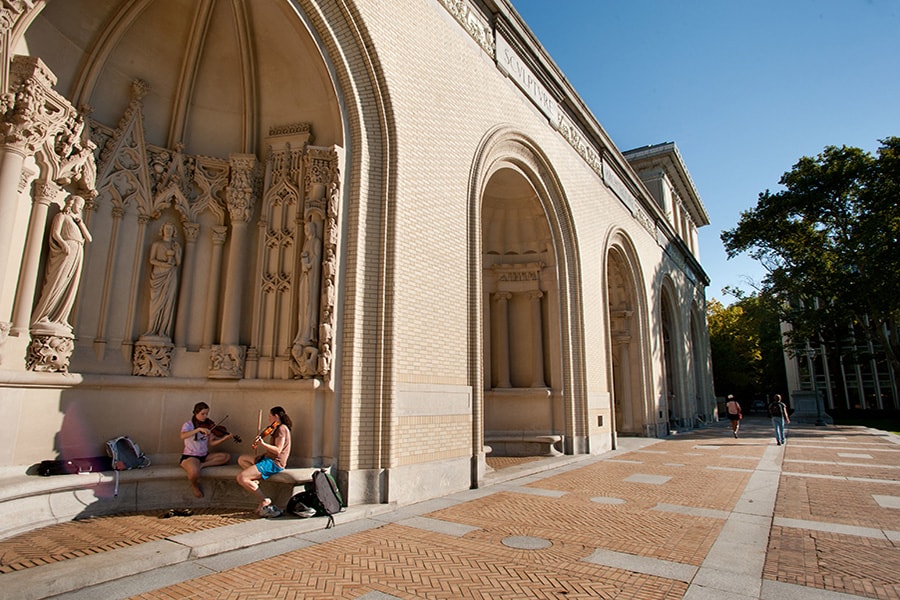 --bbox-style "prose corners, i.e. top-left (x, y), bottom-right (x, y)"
top-left (0, 0), bottom-right (714, 507)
